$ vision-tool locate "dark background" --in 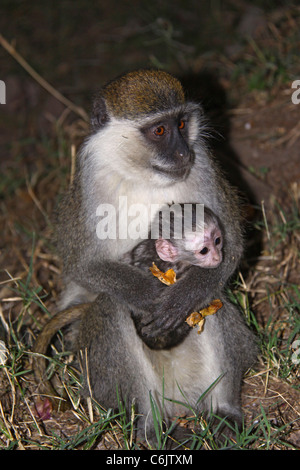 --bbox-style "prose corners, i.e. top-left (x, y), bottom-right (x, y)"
top-left (0, 0), bottom-right (299, 450)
